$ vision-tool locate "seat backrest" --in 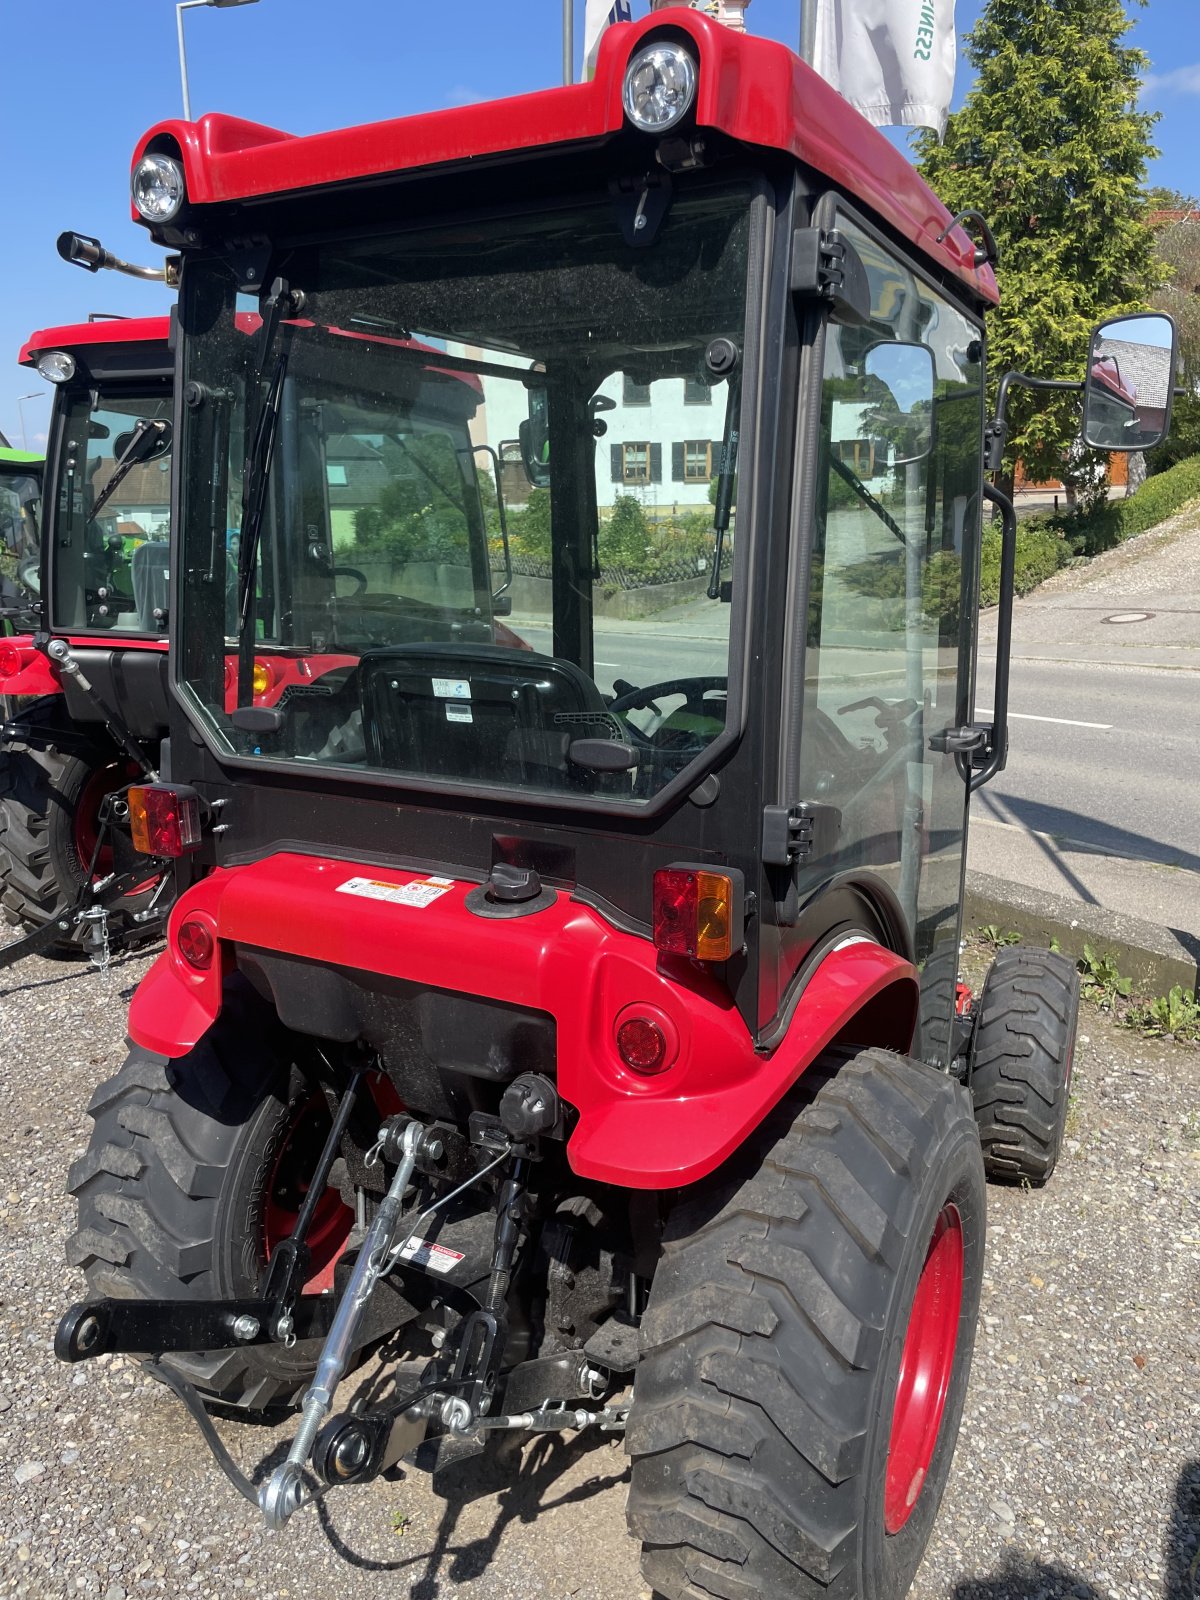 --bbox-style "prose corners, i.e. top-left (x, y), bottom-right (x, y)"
top-left (131, 540), bottom-right (170, 632)
top-left (359, 643), bottom-right (617, 791)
